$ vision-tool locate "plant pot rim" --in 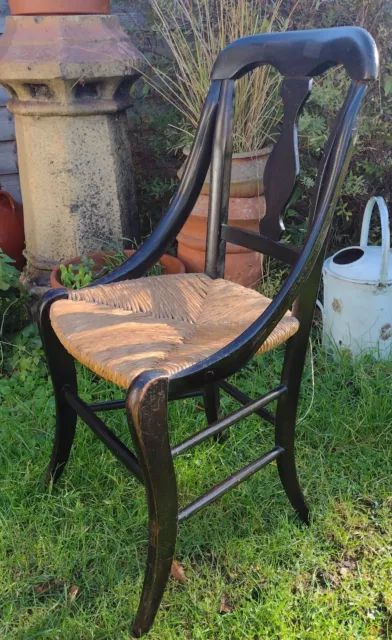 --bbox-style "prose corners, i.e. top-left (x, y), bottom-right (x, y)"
top-left (8, 0), bottom-right (111, 16)
top-left (182, 144), bottom-right (273, 160)
top-left (179, 144), bottom-right (272, 197)
top-left (50, 250), bottom-right (185, 289)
